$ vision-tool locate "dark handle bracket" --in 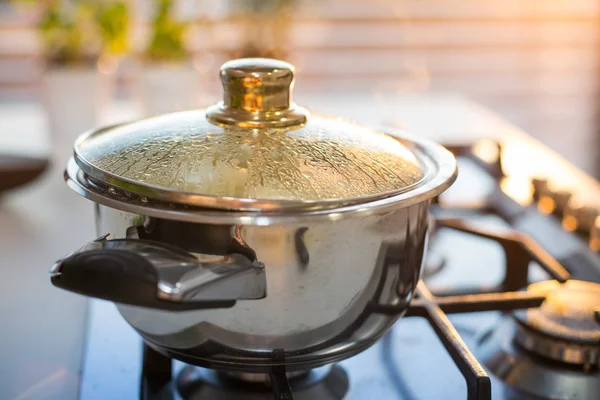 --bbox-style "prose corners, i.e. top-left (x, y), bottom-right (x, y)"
top-left (51, 248), bottom-right (236, 311)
